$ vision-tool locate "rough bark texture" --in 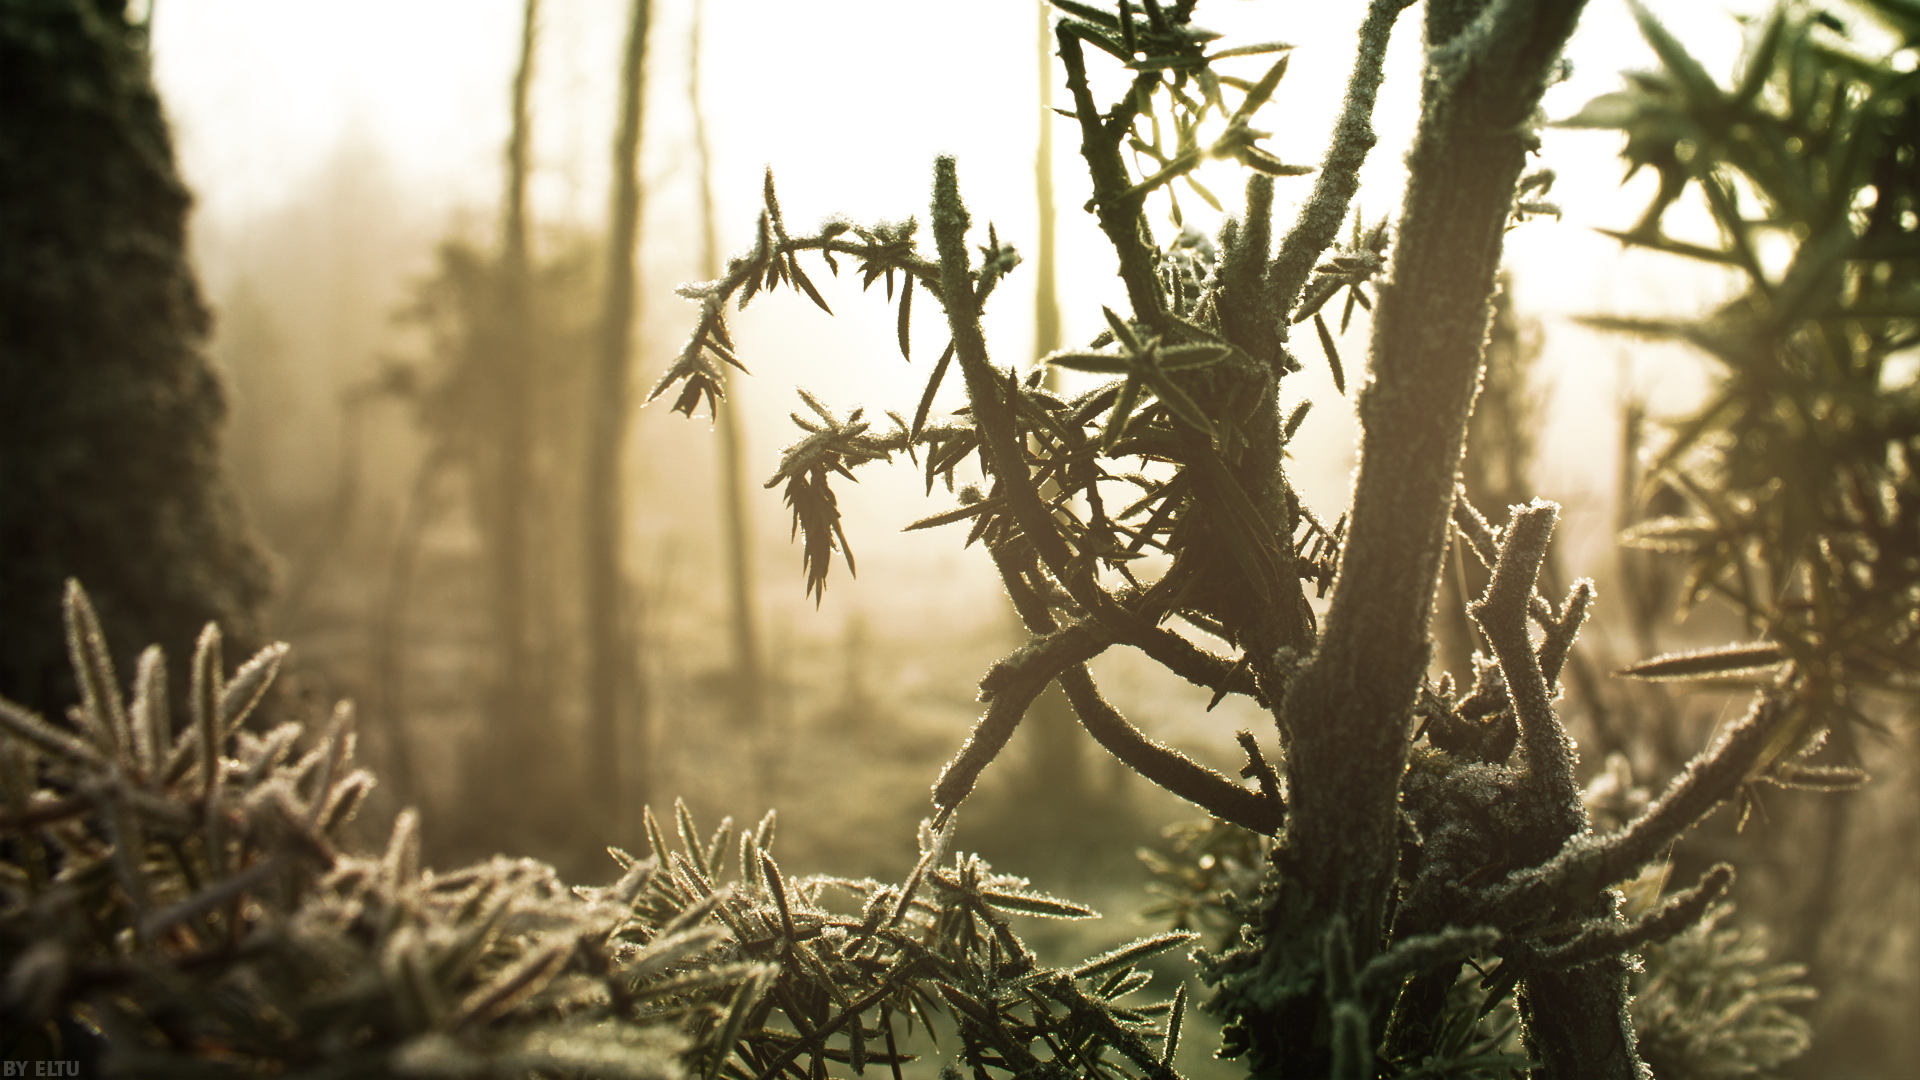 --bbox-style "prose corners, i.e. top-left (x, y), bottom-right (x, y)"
top-left (0, 0), bottom-right (269, 717)
top-left (1212, 1), bottom-right (1593, 1073)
